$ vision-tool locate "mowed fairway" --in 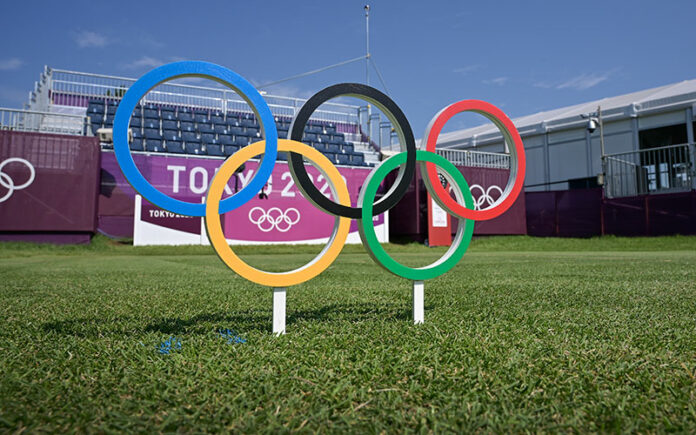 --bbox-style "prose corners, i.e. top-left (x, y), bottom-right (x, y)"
top-left (1, 236), bottom-right (695, 432)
